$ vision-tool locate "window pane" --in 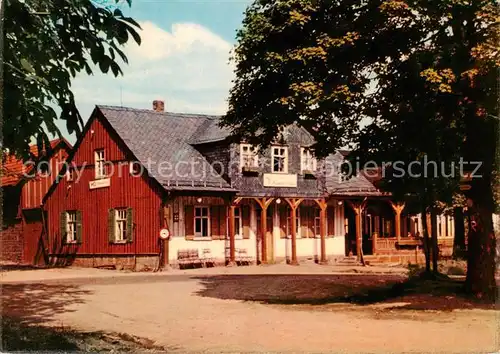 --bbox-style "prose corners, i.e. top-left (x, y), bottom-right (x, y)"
top-left (235, 219), bottom-right (241, 236)
top-left (195, 219), bottom-right (202, 233)
top-left (202, 207), bottom-right (208, 217)
top-left (195, 208), bottom-right (201, 217)
top-left (273, 157), bottom-right (280, 171)
top-left (202, 219), bottom-right (208, 237)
